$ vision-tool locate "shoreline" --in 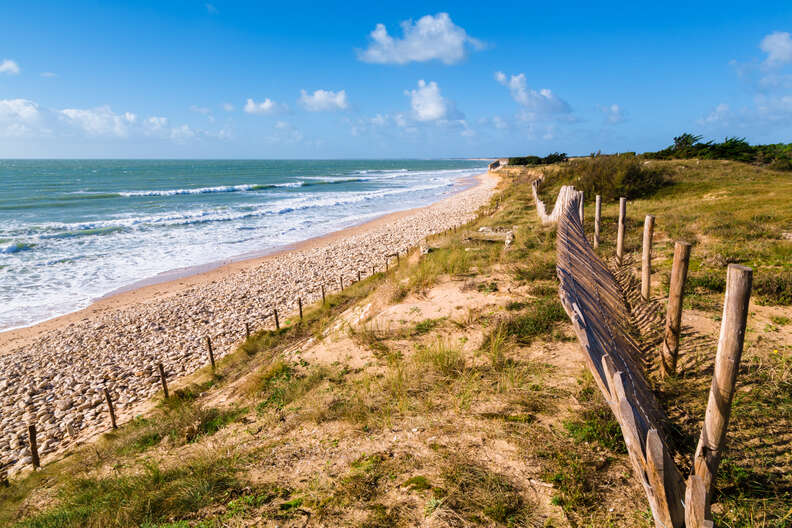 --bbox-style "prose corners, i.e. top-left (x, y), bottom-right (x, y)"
top-left (0, 170), bottom-right (499, 473)
top-left (0, 173), bottom-right (482, 352)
